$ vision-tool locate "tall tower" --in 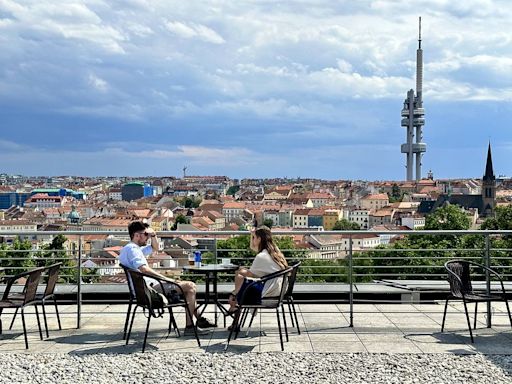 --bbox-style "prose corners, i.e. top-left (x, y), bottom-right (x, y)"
top-left (481, 142), bottom-right (496, 217)
top-left (401, 17), bottom-right (426, 181)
